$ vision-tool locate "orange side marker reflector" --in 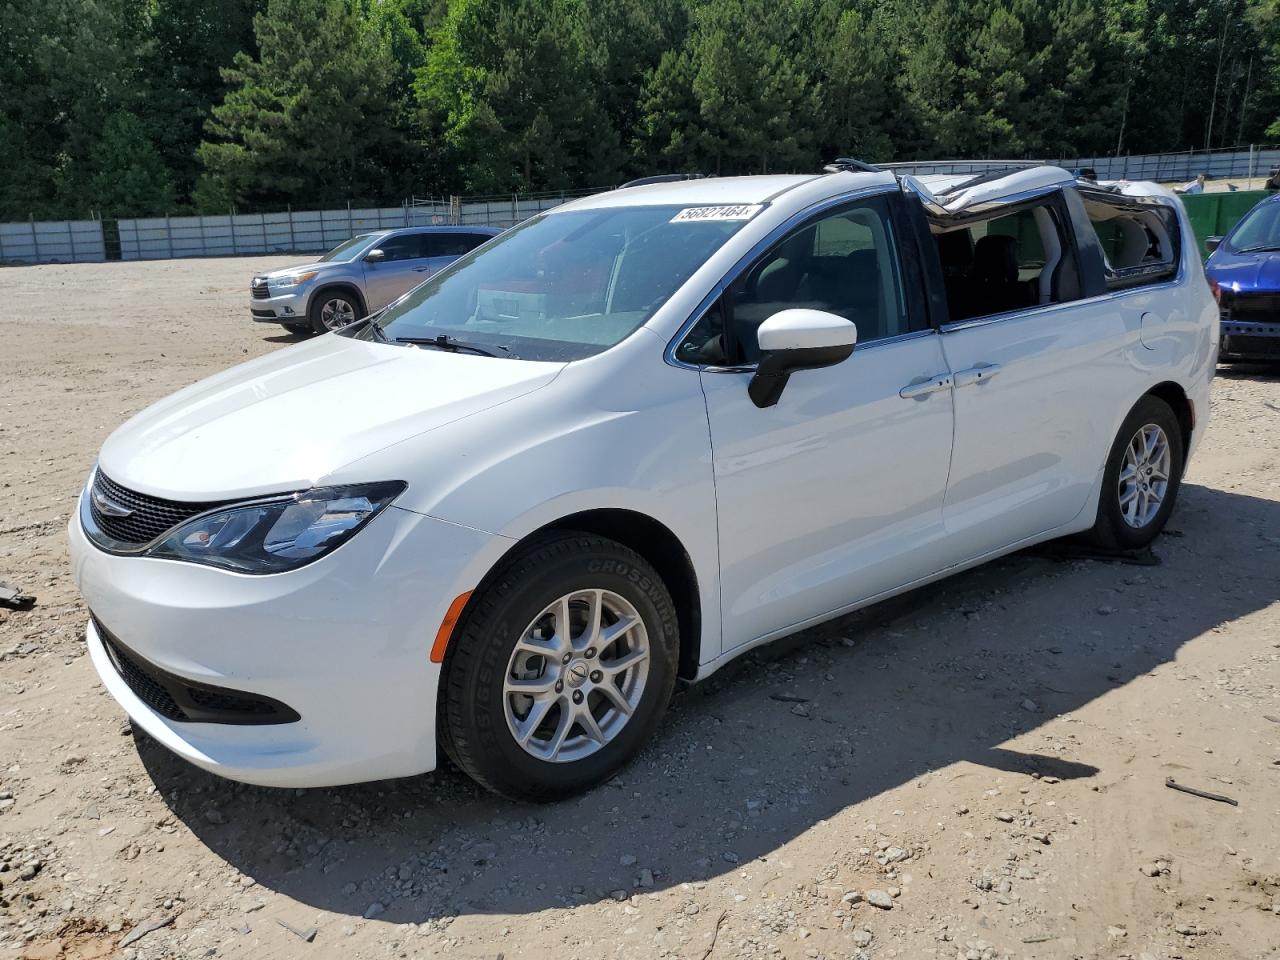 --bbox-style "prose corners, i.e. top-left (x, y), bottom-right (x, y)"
top-left (431, 591), bottom-right (472, 663)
